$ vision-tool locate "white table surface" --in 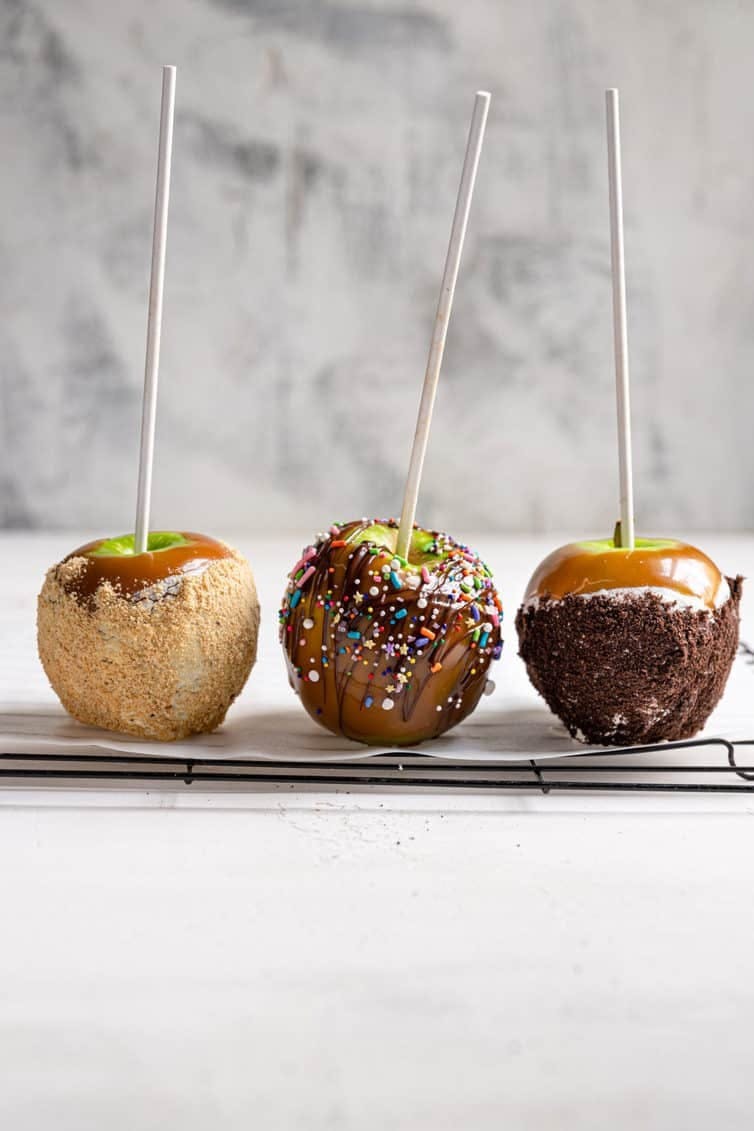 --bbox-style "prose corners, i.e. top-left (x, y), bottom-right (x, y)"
top-left (2, 531), bottom-right (754, 1129)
